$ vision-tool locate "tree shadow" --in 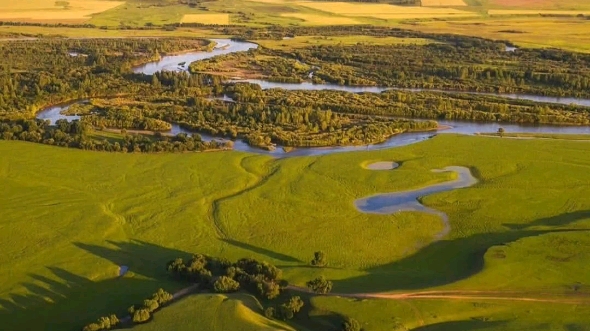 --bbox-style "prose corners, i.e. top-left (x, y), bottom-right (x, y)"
top-left (220, 238), bottom-right (303, 263)
top-left (504, 210), bottom-right (590, 230)
top-left (411, 319), bottom-right (506, 331)
top-left (333, 228), bottom-right (588, 293)
top-left (0, 267), bottom-right (162, 331)
top-left (74, 240), bottom-right (192, 279)
top-left (0, 240), bottom-right (197, 331)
